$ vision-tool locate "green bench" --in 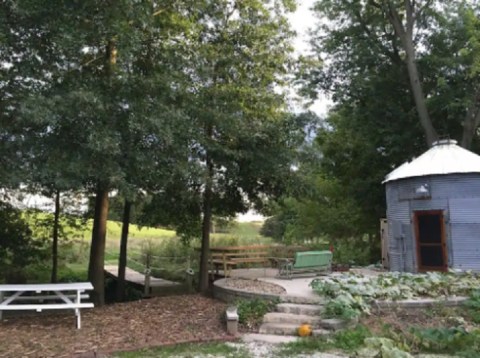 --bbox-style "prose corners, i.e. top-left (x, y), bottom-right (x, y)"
top-left (278, 250), bottom-right (332, 278)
